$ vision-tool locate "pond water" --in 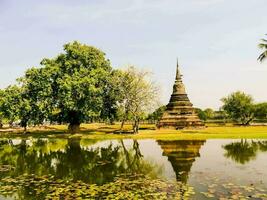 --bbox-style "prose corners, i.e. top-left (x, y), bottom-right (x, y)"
top-left (0, 138), bottom-right (267, 199)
